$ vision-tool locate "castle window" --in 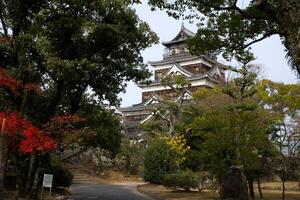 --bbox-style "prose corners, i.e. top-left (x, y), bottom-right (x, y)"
top-left (156, 72), bottom-right (162, 79)
top-left (171, 49), bottom-right (177, 55)
top-left (133, 115), bottom-right (140, 120)
top-left (163, 48), bottom-right (170, 58)
top-left (180, 47), bottom-right (185, 53)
